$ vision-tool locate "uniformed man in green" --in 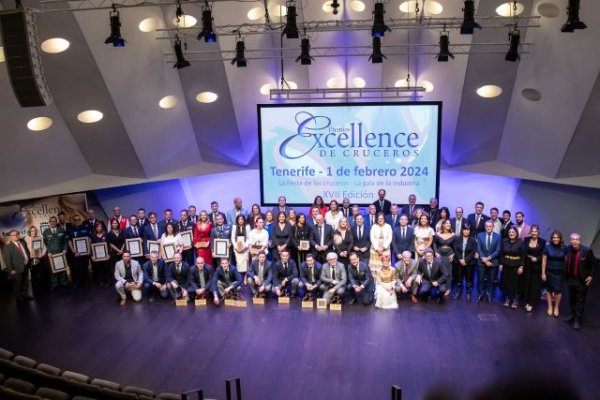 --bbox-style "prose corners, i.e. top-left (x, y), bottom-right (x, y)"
top-left (42, 216), bottom-right (69, 290)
